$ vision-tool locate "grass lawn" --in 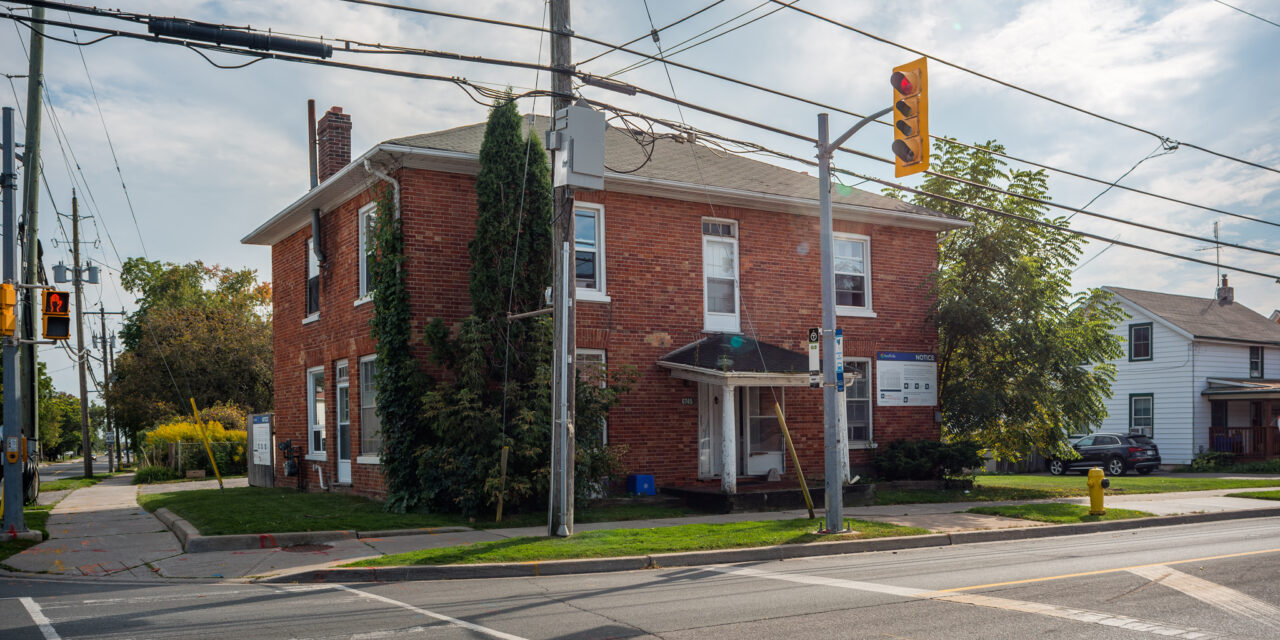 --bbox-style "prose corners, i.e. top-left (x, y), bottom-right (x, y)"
top-left (137, 486), bottom-right (699, 536)
top-left (40, 472), bottom-right (126, 492)
top-left (876, 475), bottom-right (1280, 506)
top-left (1225, 489), bottom-right (1280, 500)
top-left (349, 518), bottom-right (930, 566)
top-left (0, 503), bottom-right (53, 564)
top-left (967, 503), bottom-right (1154, 524)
